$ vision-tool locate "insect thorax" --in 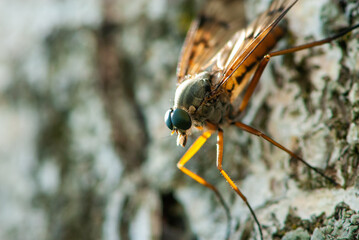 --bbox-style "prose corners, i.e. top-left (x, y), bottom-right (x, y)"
top-left (174, 72), bottom-right (231, 126)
